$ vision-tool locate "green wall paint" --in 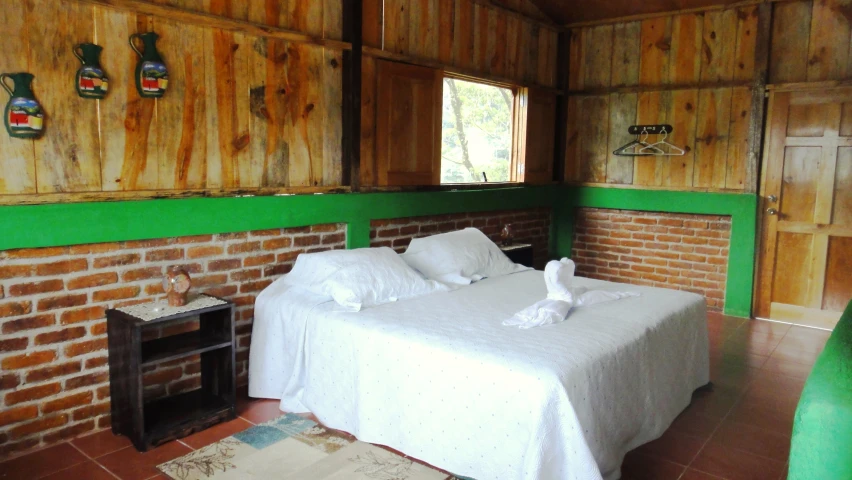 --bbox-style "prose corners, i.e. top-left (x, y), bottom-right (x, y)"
top-left (0, 186), bottom-right (757, 317)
